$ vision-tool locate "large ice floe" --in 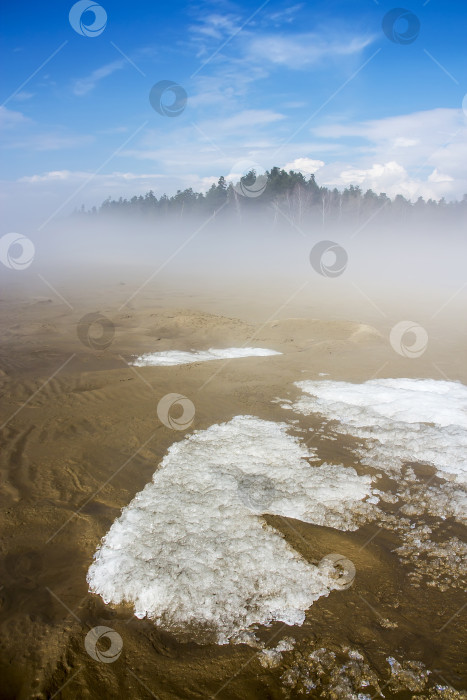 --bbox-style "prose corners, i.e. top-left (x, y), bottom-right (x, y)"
top-left (88, 378), bottom-right (467, 641)
top-left (132, 347), bottom-right (281, 367)
top-left (87, 416), bottom-right (376, 643)
top-left (287, 378), bottom-right (467, 485)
